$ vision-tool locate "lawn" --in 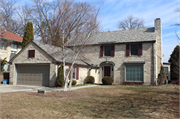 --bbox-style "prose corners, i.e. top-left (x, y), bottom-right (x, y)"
top-left (1, 84), bottom-right (179, 118)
